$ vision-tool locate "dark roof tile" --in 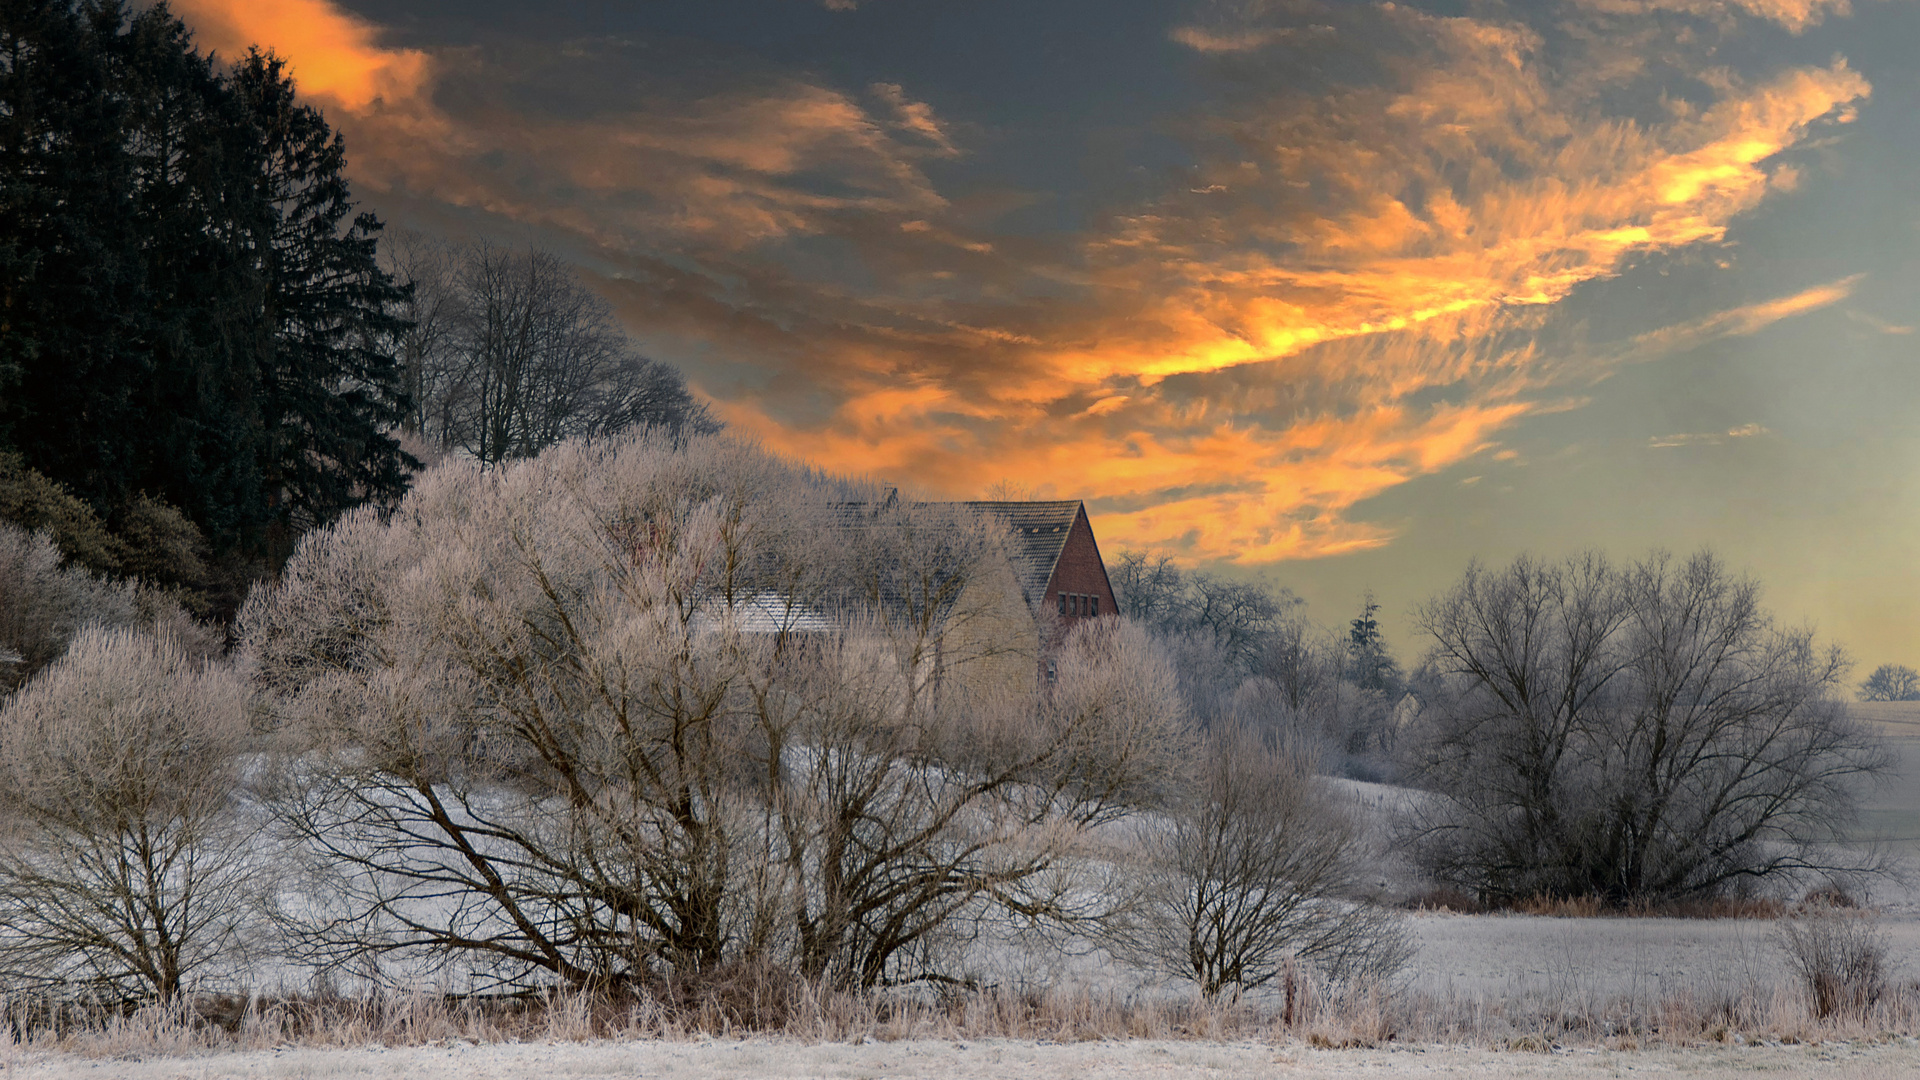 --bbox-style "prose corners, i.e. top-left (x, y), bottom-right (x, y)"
top-left (957, 500), bottom-right (1081, 606)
